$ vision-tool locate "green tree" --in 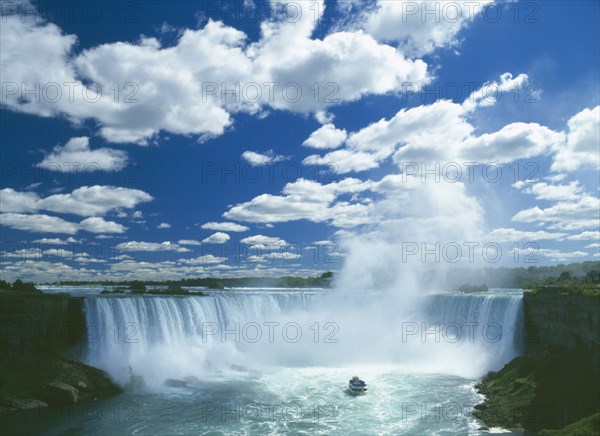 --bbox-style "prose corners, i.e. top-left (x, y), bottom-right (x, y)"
top-left (12, 279), bottom-right (40, 293)
top-left (129, 281), bottom-right (146, 292)
top-left (558, 271), bottom-right (572, 282)
top-left (586, 269), bottom-right (600, 283)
